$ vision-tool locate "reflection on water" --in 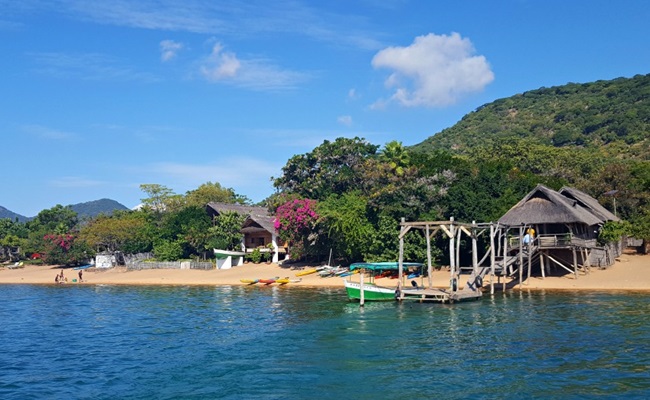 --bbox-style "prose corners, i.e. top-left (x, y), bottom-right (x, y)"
top-left (0, 285), bottom-right (648, 399)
